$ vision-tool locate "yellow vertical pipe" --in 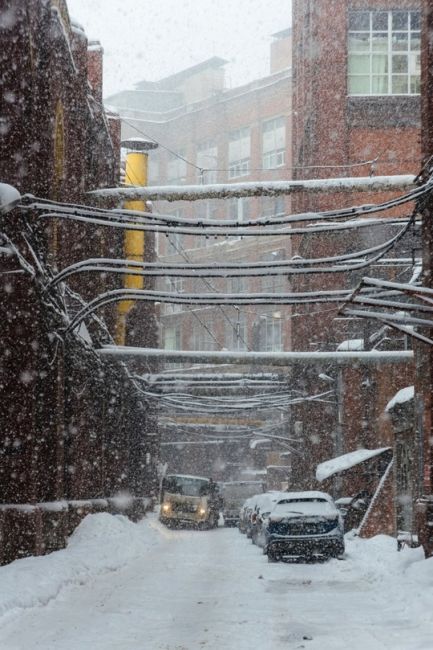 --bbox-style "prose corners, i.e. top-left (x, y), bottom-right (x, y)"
top-left (115, 151), bottom-right (148, 345)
